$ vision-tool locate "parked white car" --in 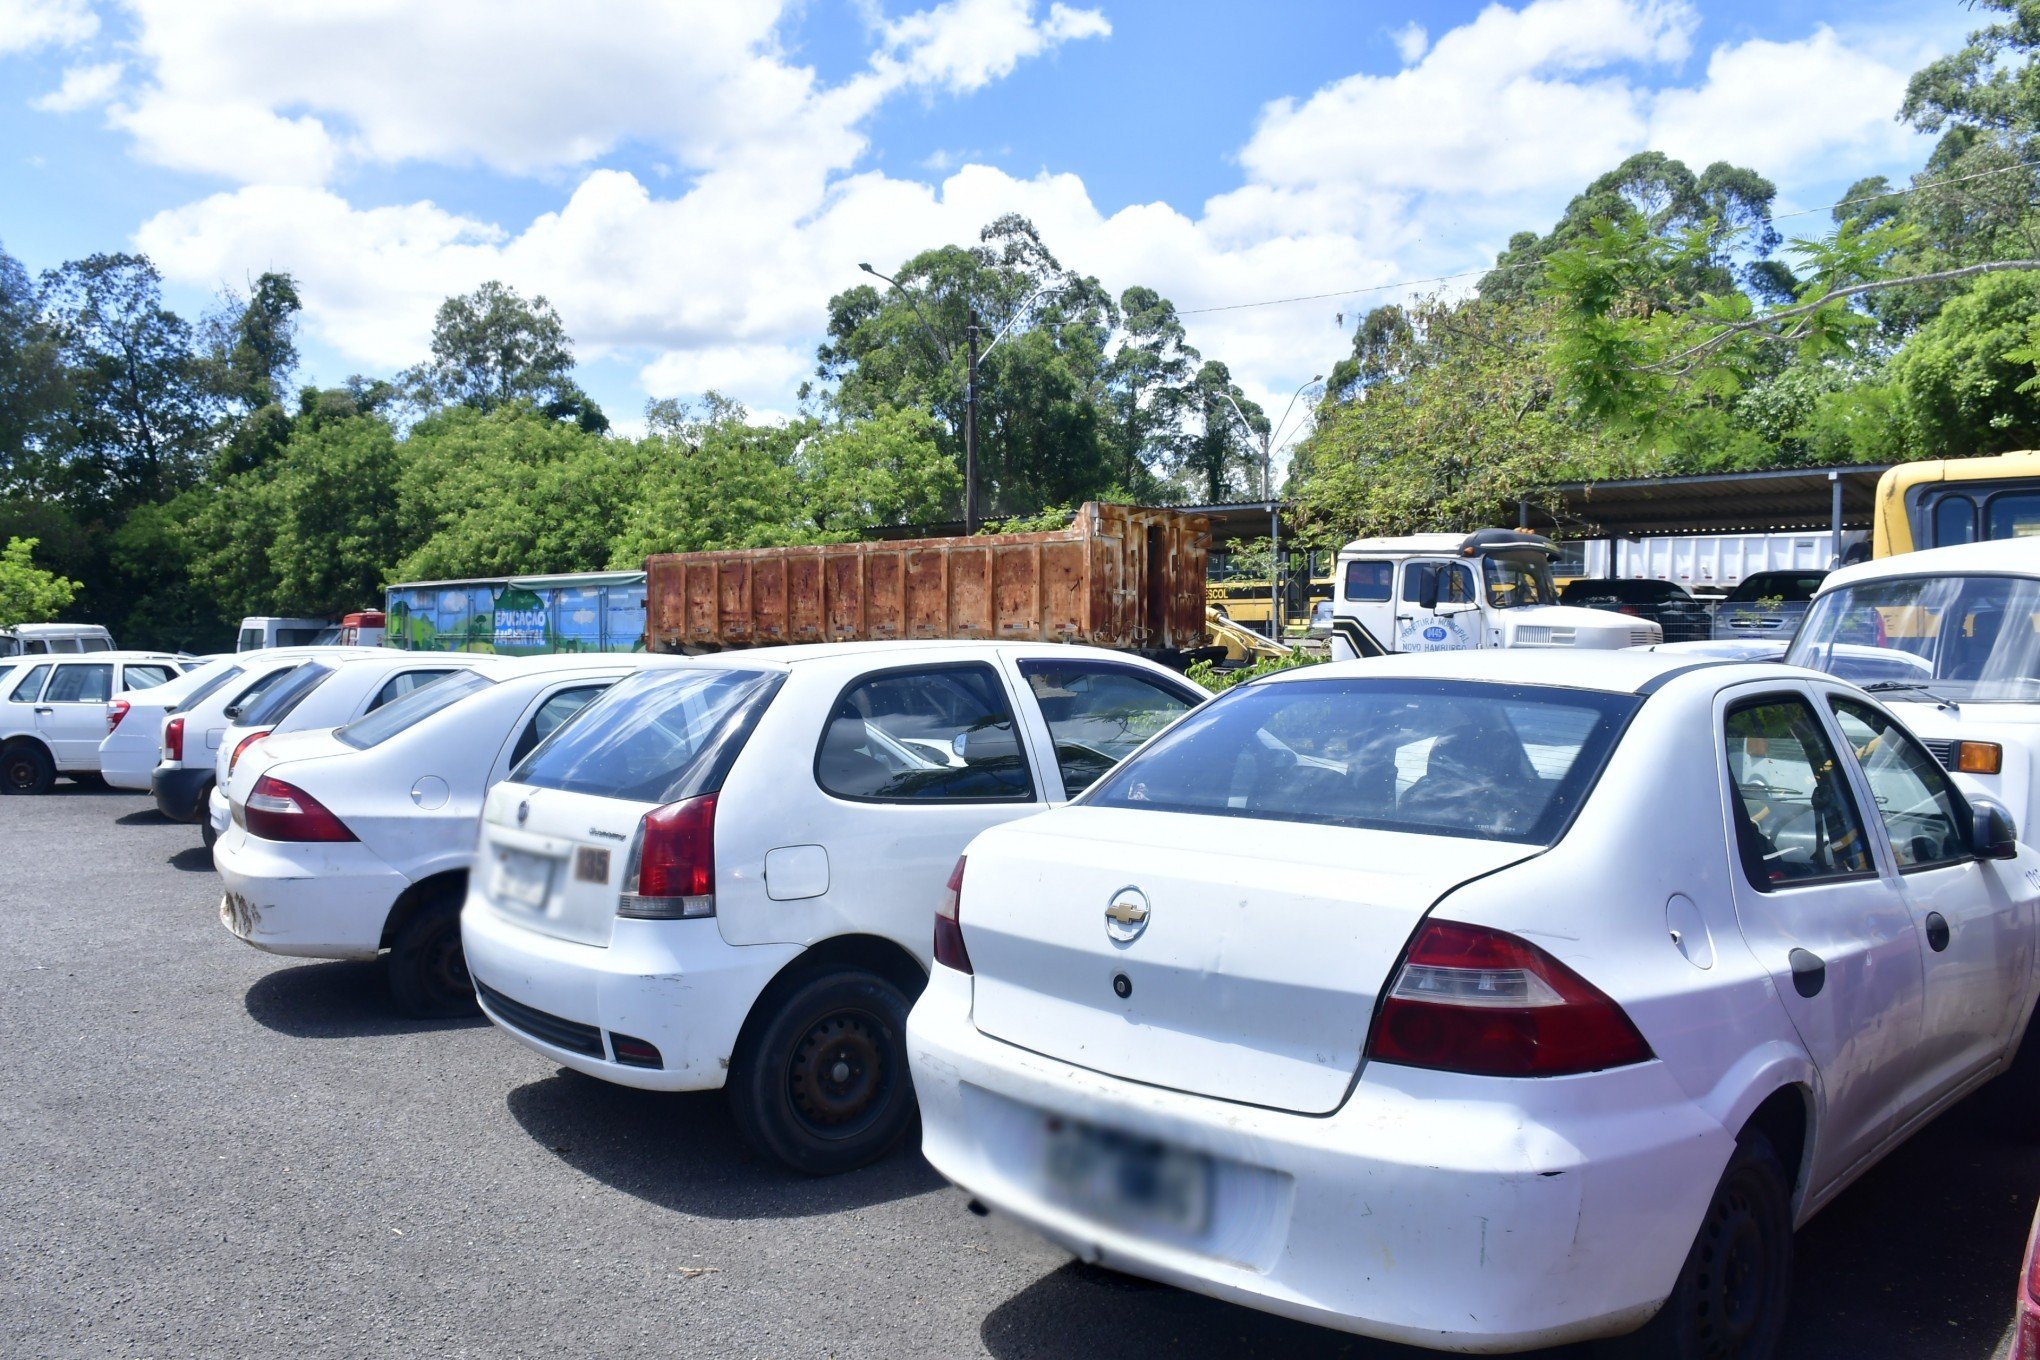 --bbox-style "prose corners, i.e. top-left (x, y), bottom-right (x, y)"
top-left (1, 652), bottom-right (186, 793)
top-left (216, 653), bottom-right (680, 1015)
top-left (909, 649), bottom-right (2040, 1354)
top-left (204, 650), bottom-right (481, 845)
top-left (99, 656), bottom-right (241, 792)
top-left (462, 641), bottom-right (1205, 1173)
